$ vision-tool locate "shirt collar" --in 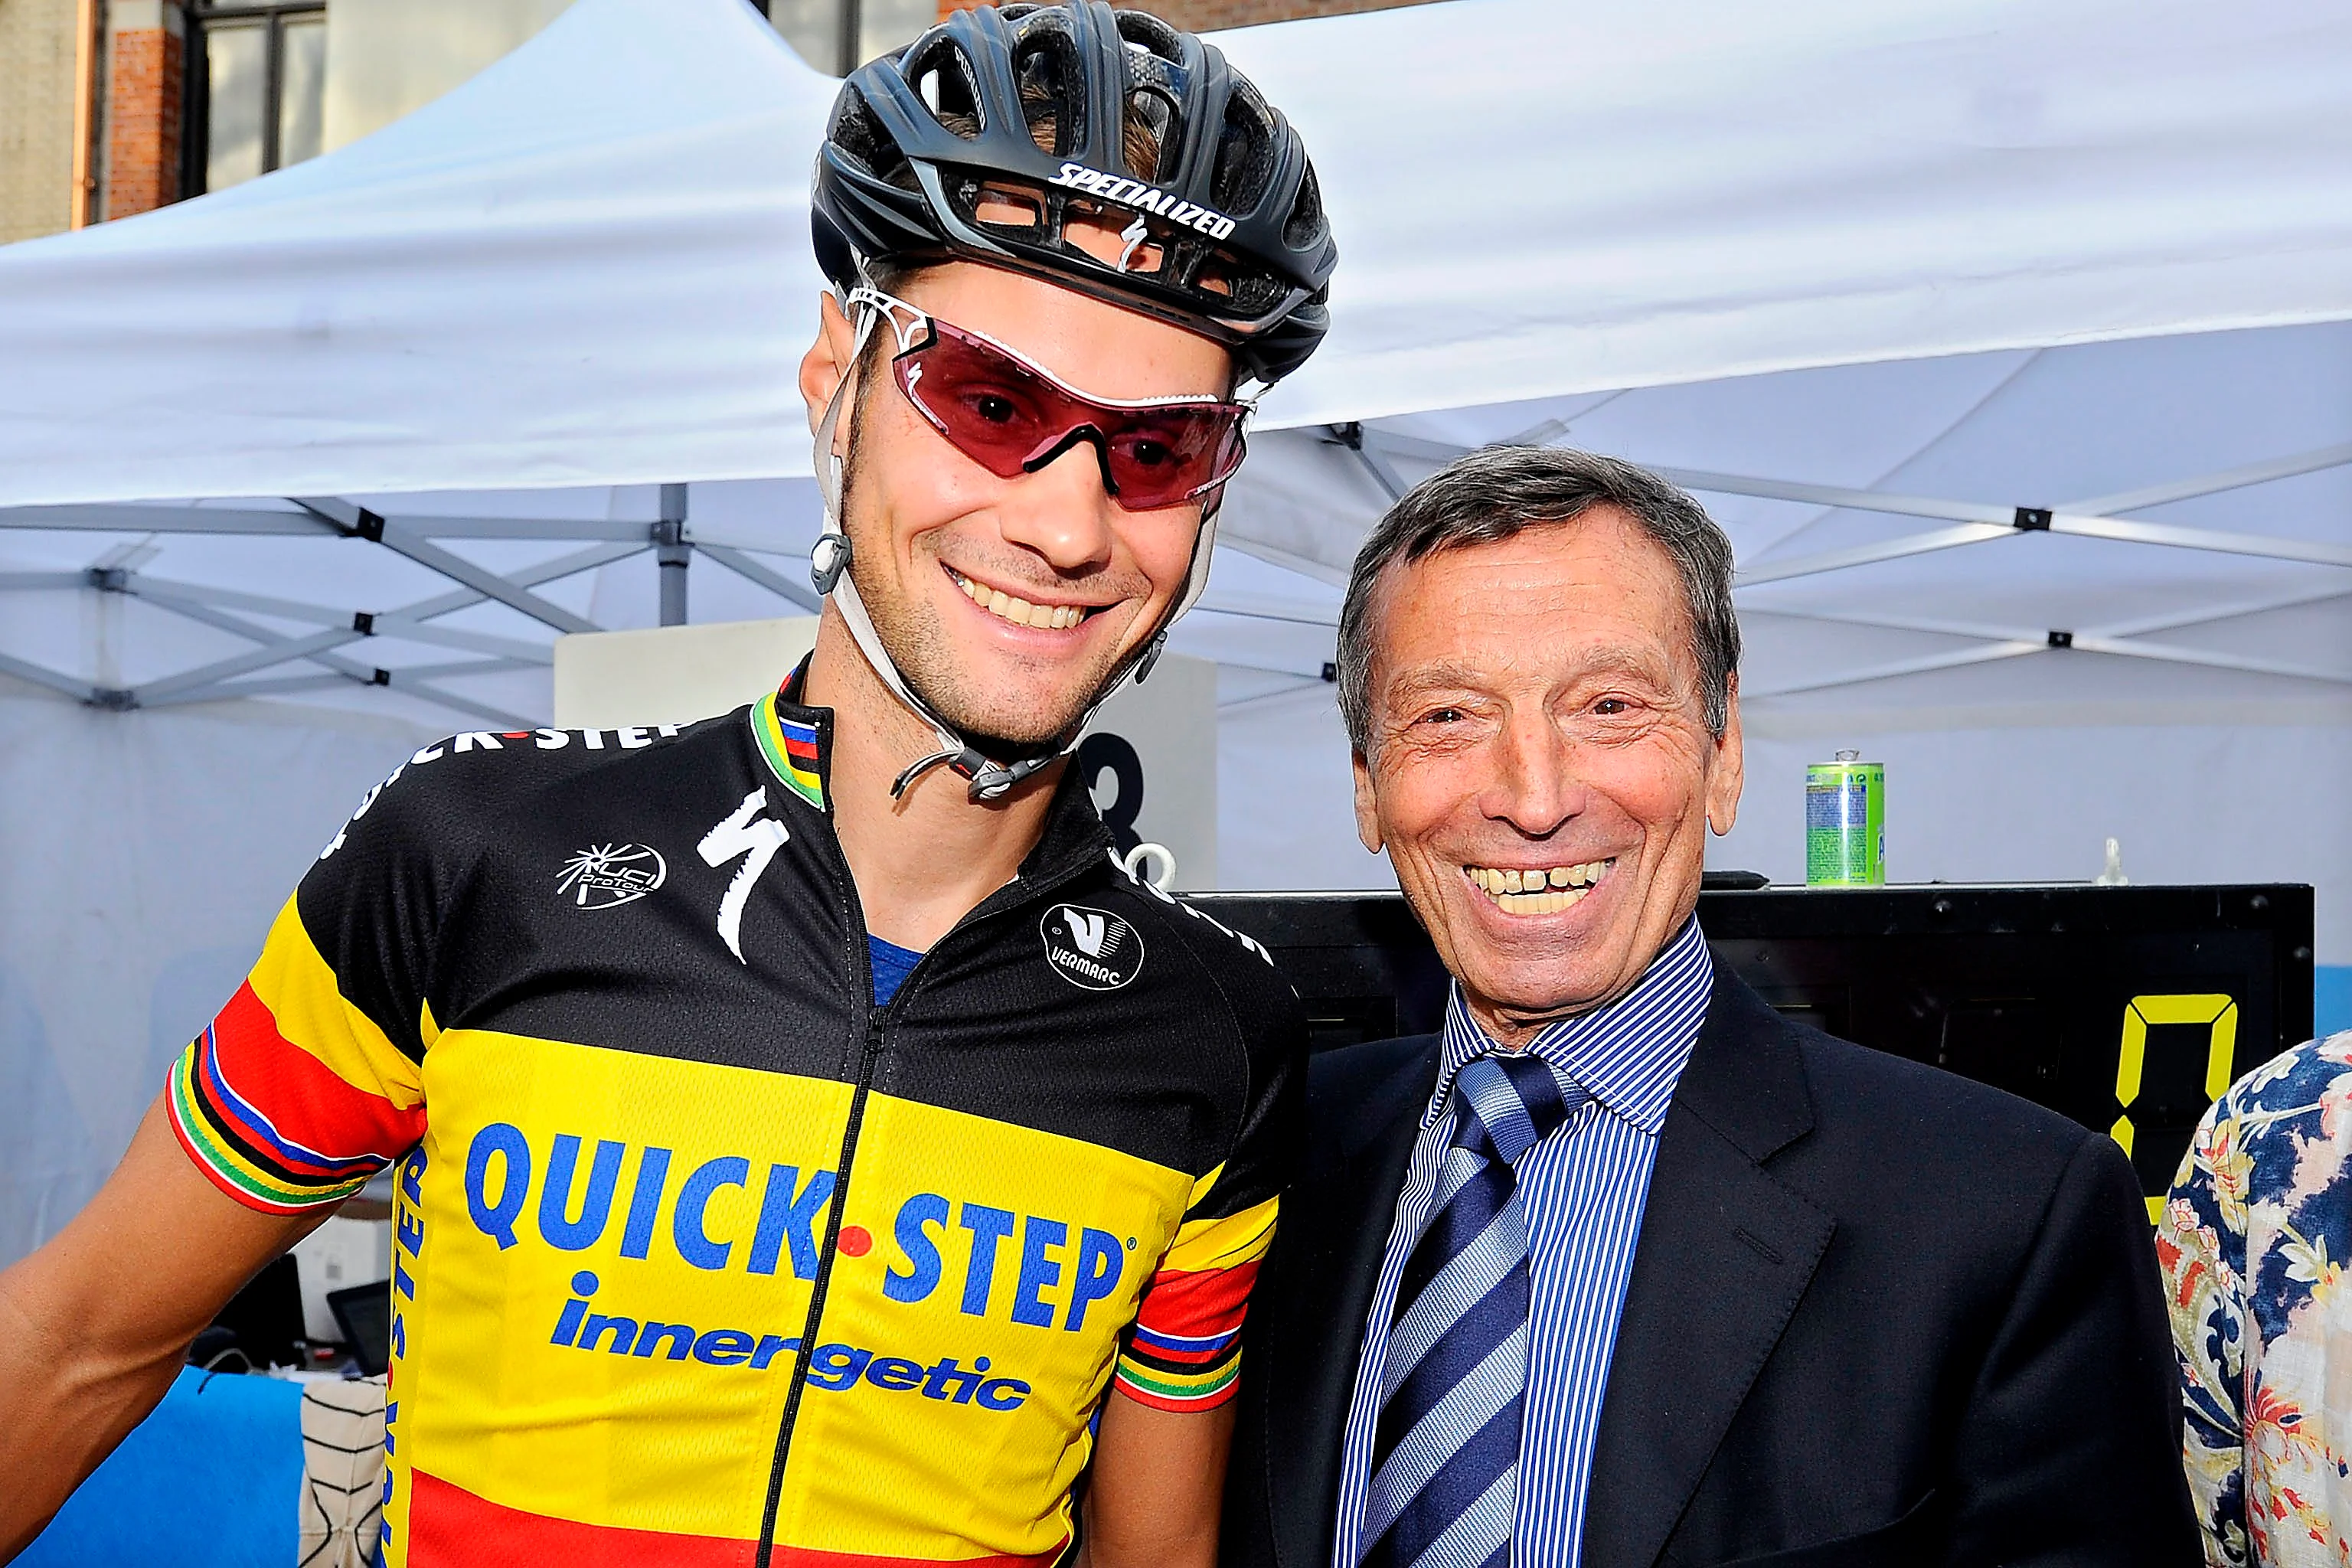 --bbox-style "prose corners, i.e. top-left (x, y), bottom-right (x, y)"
top-left (754, 661), bottom-right (1114, 880)
top-left (1429, 915), bottom-right (1713, 1138)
